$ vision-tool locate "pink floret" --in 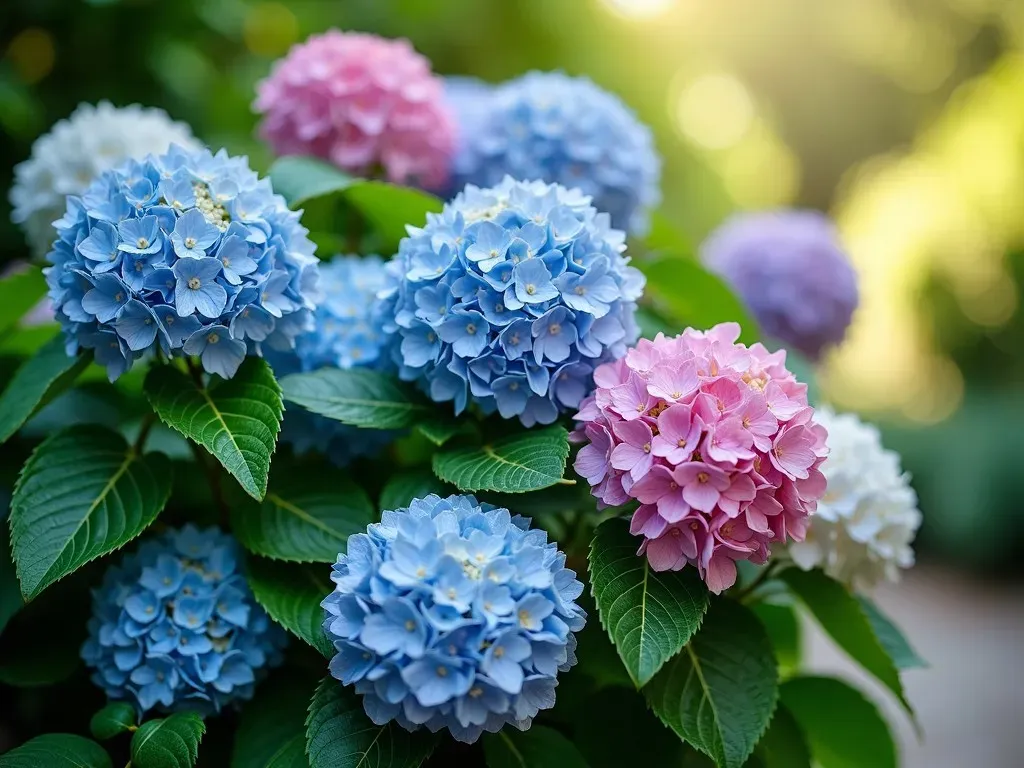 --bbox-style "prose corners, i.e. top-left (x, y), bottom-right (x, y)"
top-left (573, 322), bottom-right (828, 593)
top-left (254, 31), bottom-right (455, 191)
